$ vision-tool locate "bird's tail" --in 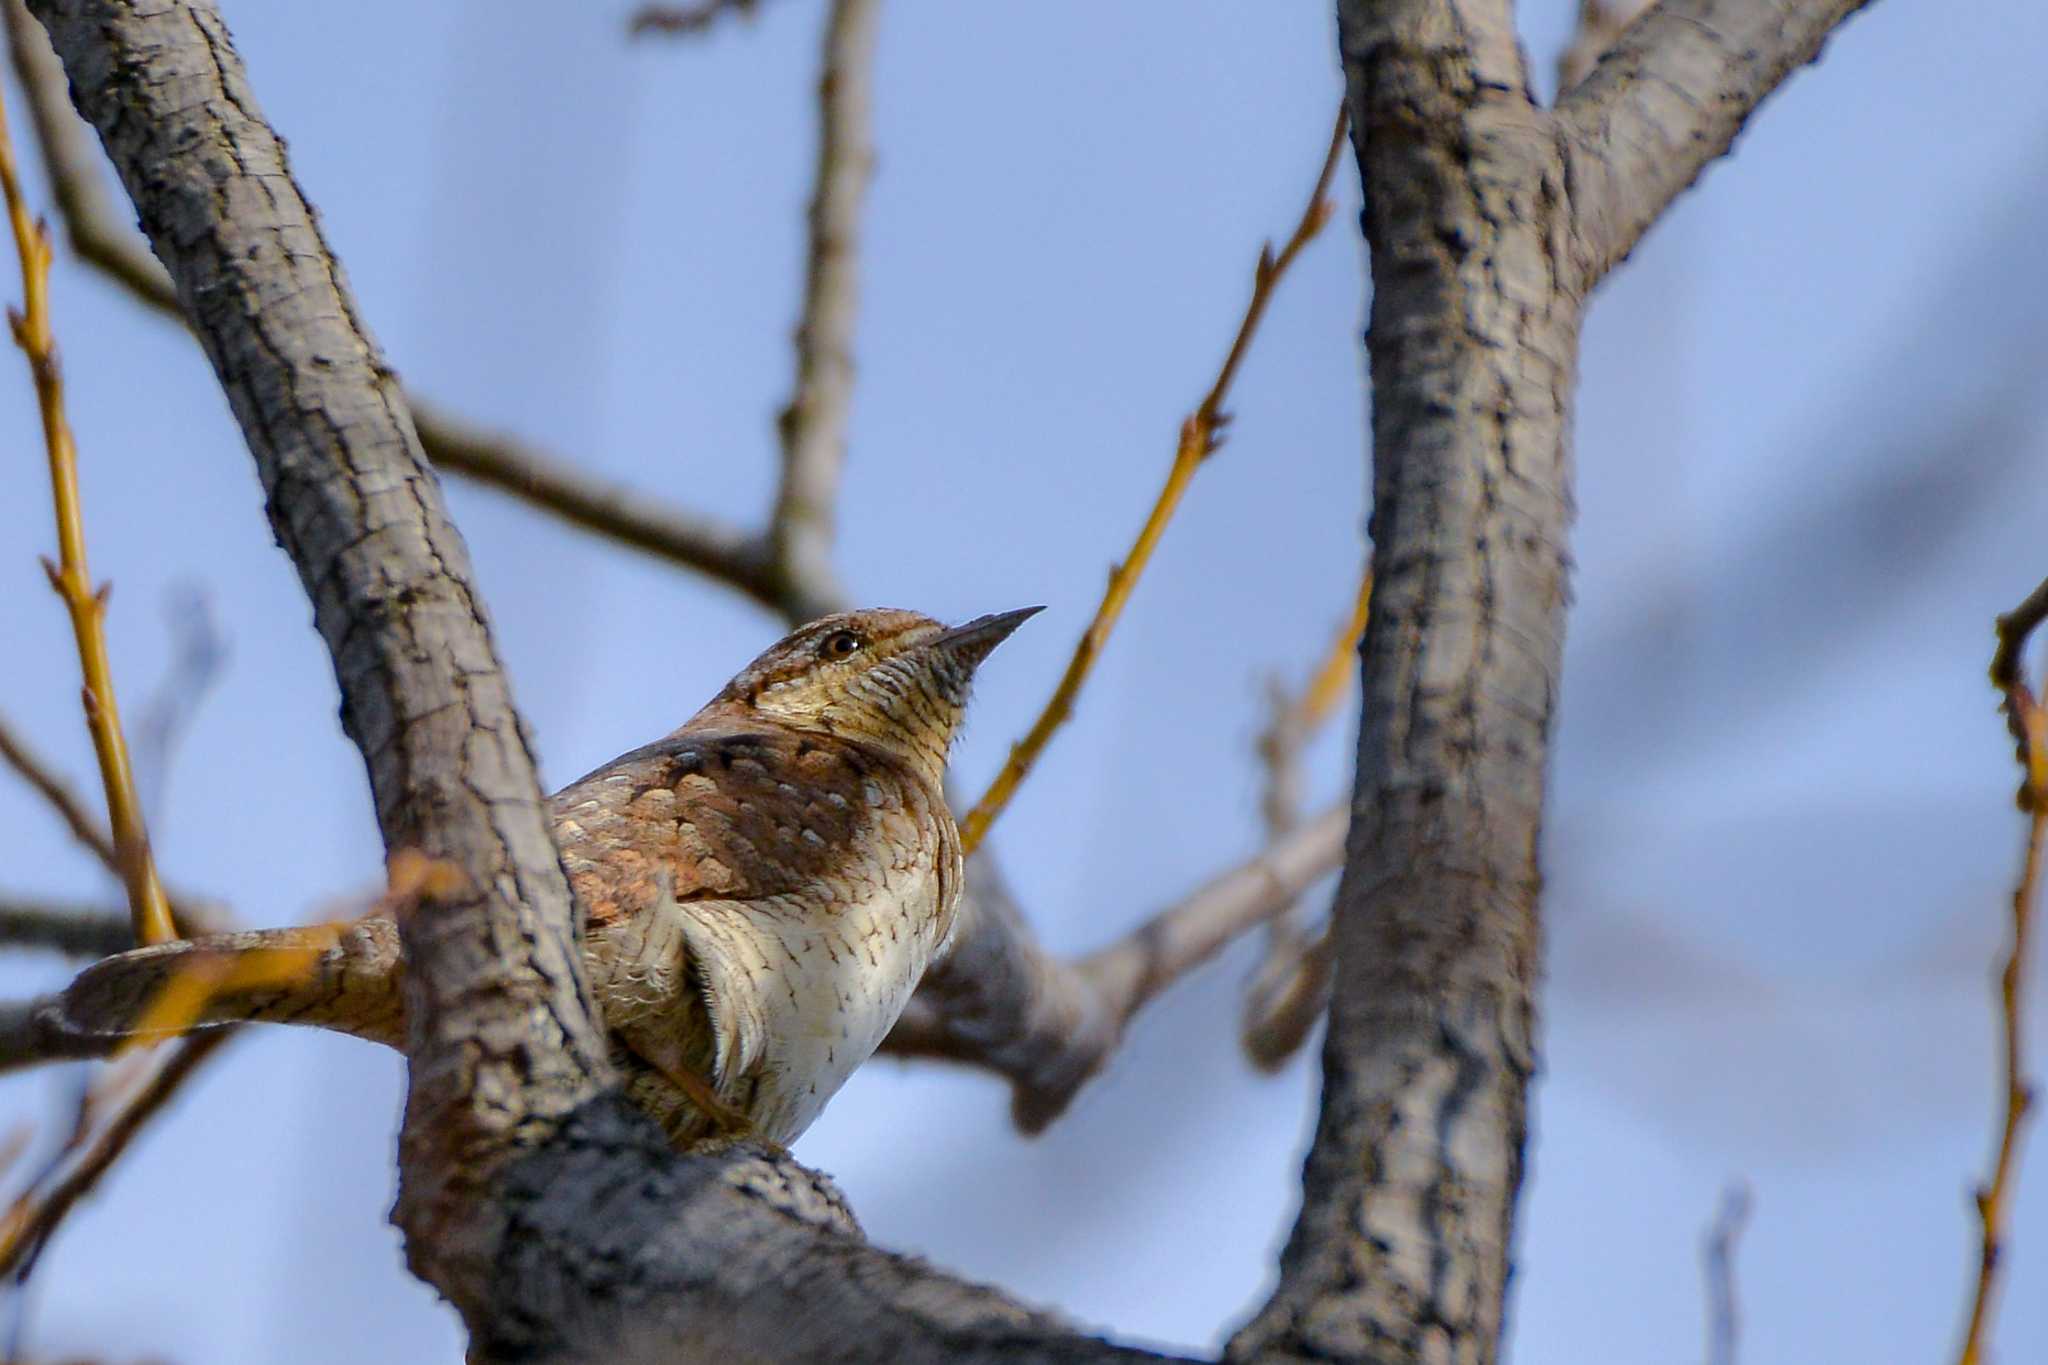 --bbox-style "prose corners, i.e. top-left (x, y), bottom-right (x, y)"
top-left (0, 917), bottom-right (405, 1071)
